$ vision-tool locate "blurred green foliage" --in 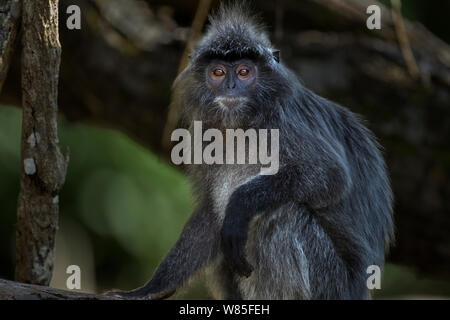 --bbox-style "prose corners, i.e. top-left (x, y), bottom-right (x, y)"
top-left (374, 265), bottom-right (450, 299)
